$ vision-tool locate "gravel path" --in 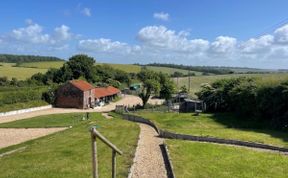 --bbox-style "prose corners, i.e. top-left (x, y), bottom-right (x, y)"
top-left (0, 128), bottom-right (67, 149)
top-left (130, 124), bottom-right (167, 178)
